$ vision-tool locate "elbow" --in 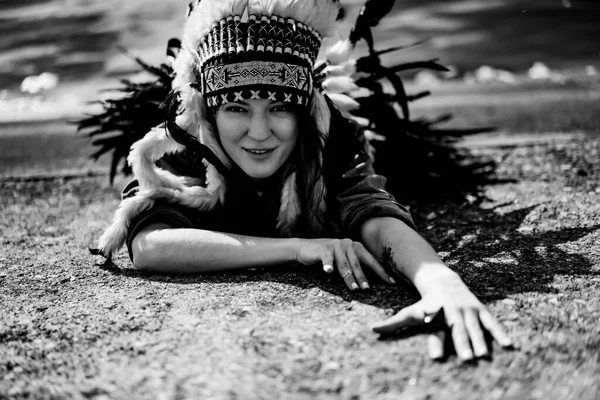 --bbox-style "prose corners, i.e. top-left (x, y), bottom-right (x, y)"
top-left (130, 229), bottom-right (162, 272)
top-left (360, 217), bottom-right (392, 242)
top-left (131, 244), bottom-right (154, 272)
top-left (132, 250), bottom-right (152, 271)
top-left (360, 217), bottom-right (407, 247)
top-left (360, 218), bottom-right (382, 241)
